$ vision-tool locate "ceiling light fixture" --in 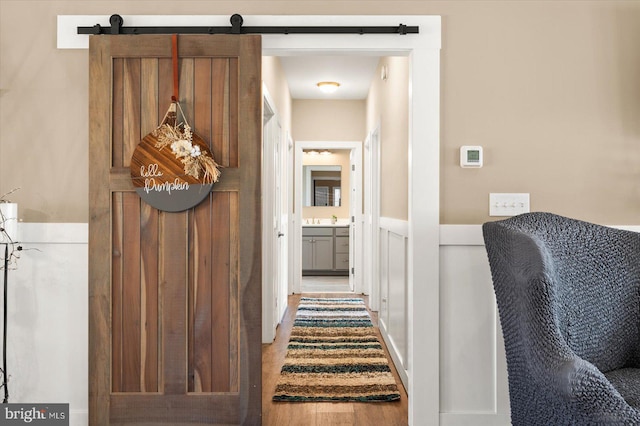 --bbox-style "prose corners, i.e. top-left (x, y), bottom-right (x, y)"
top-left (316, 81), bottom-right (340, 94)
